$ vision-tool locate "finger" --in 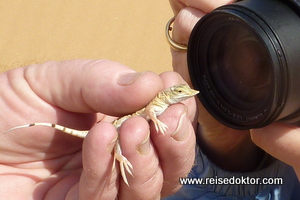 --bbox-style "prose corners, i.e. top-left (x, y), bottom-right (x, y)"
top-left (80, 122), bottom-right (119, 199)
top-left (7, 59), bottom-right (164, 116)
top-left (160, 71), bottom-right (198, 123)
top-left (172, 7), bottom-right (204, 46)
top-left (117, 117), bottom-right (163, 200)
top-left (159, 71), bottom-right (186, 87)
top-left (170, 2), bottom-right (234, 83)
top-left (250, 123), bottom-right (300, 170)
top-left (151, 103), bottom-right (196, 197)
top-left (170, 0), bottom-right (235, 15)
top-left (170, 8), bottom-right (204, 85)
top-left (157, 72), bottom-right (197, 196)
